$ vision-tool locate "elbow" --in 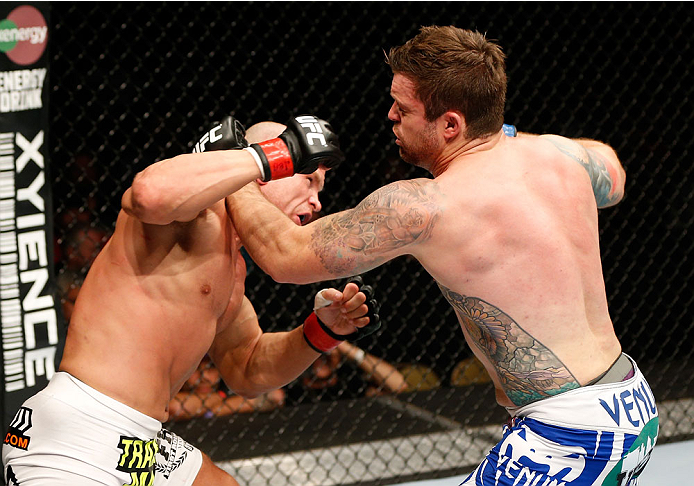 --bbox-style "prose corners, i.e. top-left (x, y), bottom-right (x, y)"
top-left (221, 364), bottom-right (273, 398)
top-left (126, 172), bottom-right (173, 224)
top-left (254, 239), bottom-right (318, 284)
top-left (265, 263), bottom-right (317, 285)
top-left (618, 165), bottom-right (627, 193)
top-left (608, 163), bottom-right (627, 207)
top-left (265, 264), bottom-right (304, 284)
top-left (228, 375), bottom-right (273, 399)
